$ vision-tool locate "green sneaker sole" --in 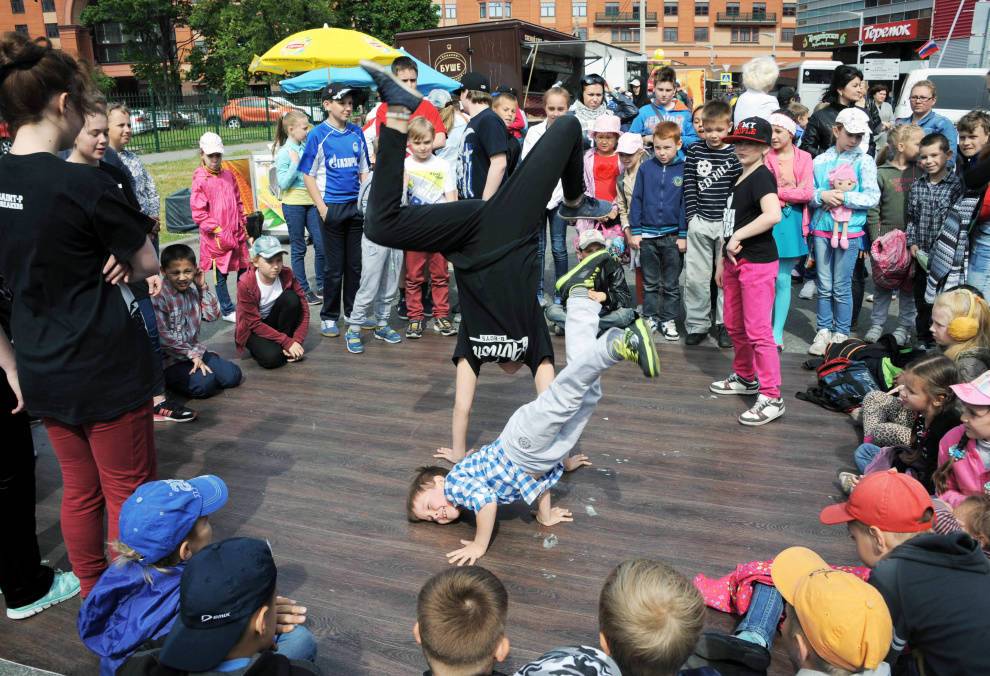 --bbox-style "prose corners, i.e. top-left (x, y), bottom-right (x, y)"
top-left (6, 577), bottom-right (80, 620)
top-left (631, 318), bottom-right (660, 378)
